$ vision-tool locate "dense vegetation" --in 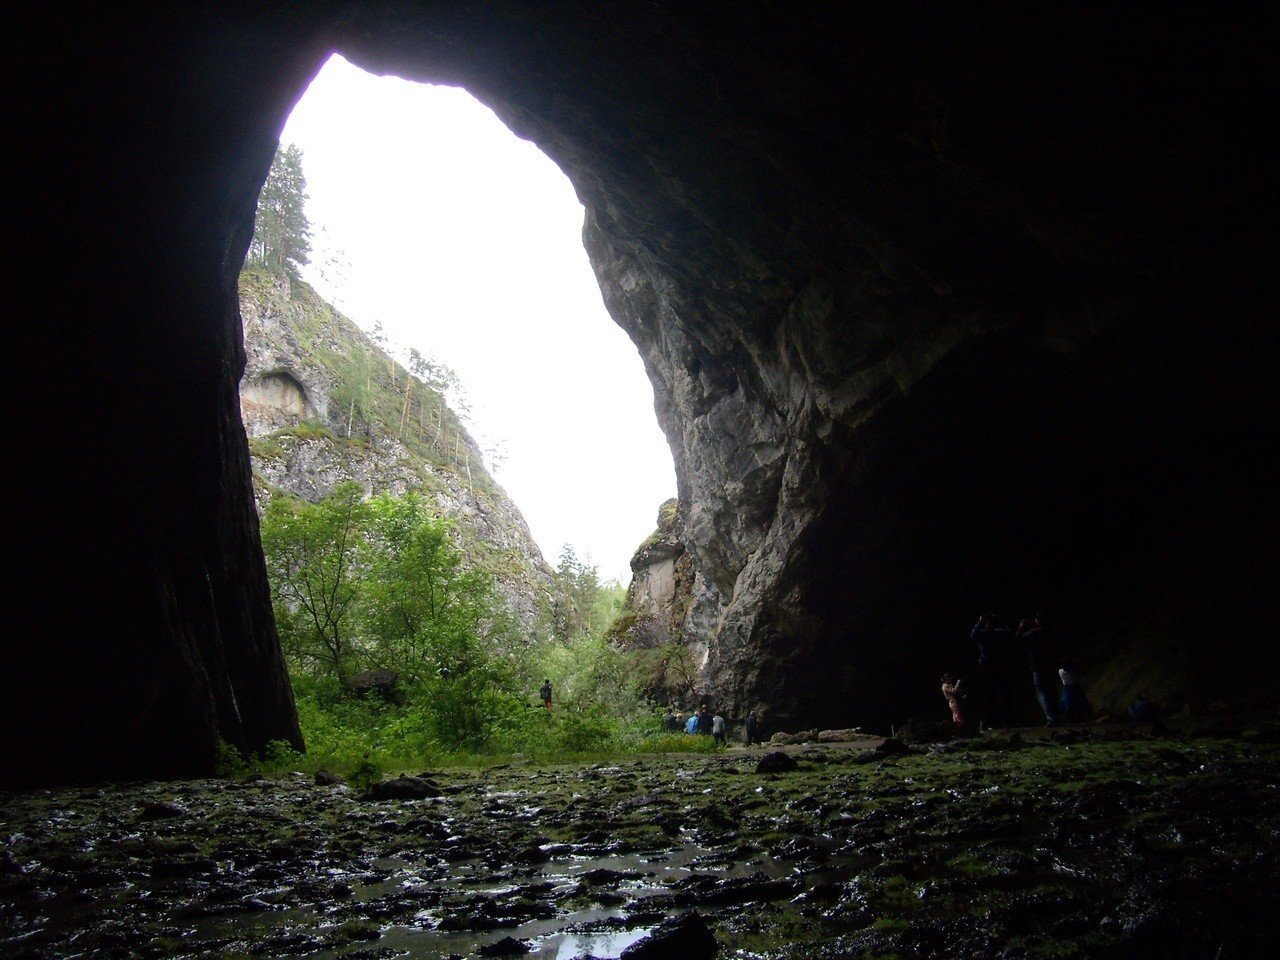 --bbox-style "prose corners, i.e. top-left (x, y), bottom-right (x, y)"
top-left (250, 484), bottom-right (709, 777)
